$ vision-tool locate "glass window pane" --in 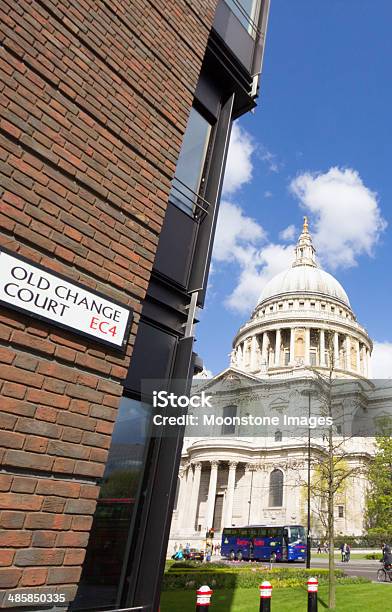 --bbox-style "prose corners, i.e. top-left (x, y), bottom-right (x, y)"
top-left (170, 107), bottom-right (211, 215)
top-left (73, 397), bottom-right (150, 611)
top-left (224, 0), bottom-right (260, 37)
